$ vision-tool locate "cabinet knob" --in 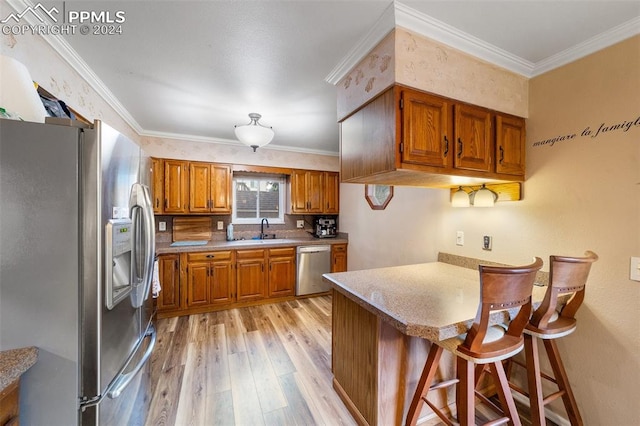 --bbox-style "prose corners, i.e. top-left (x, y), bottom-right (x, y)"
top-left (206, 254), bottom-right (215, 259)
